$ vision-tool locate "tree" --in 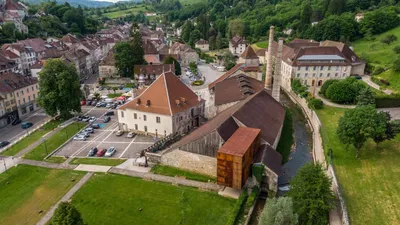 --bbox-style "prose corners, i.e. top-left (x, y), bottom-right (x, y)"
top-left (228, 19), bottom-right (245, 38)
top-left (337, 105), bottom-right (387, 157)
top-left (393, 45), bottom-right (400, 54)
top-left (130, 24), bottom-right (146, 66)
top-left (112, 86), bottom-right (118, 94)
top-left (325, 77), bottom-right (364, 104)
top-left (381, 34), bottom-right (398, 45)
top-left (394, 58), bottom-right (400, 72)
top-left (320, 79), bottom-right (339, 96)
top-left (327, 0), bottom-right (345, 15)
top-left (114, 42), bottom-right (135, 78)
top-left (215, 32), bottom-right (223, 50)
top-left (37, 59), bottom-right (81, 119)
top-left (163, 56), bottom-right (181, 75)
top-left (357, 87), bottom-right (375, 106)
top-left (300, 1), bottom-right (312, 27)
top-left (289, 163), bottom-right (334, 225)
top-left (50, 202), bottom-right (84, 225)
top-left (189, 29), bottom-right (201, 46)
top-left (372, 111), bottom-right (395, 145)
top-left (259, 197), bottom-right (298, 225)
top-left (223, 51), bottom-right (236, 70)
